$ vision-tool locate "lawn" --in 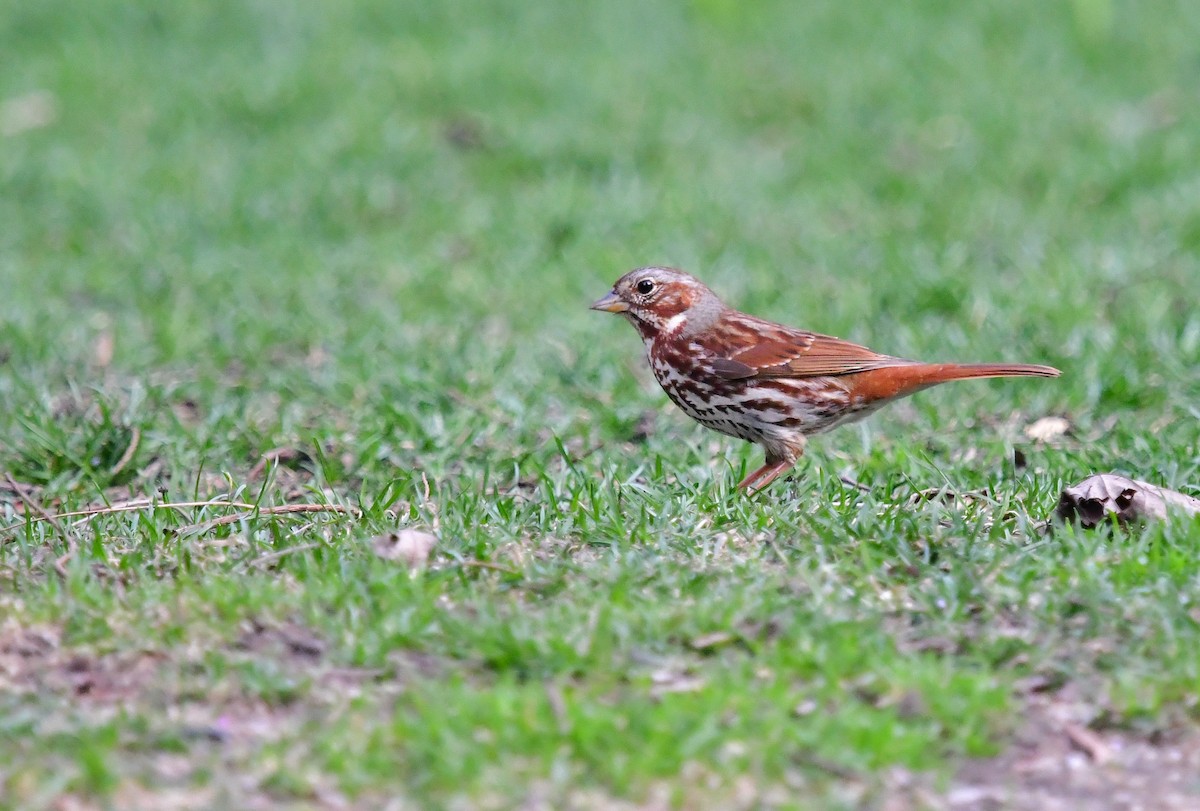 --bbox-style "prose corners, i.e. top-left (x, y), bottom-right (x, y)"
top-left (2, 0), bottom-right (1200, 808)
